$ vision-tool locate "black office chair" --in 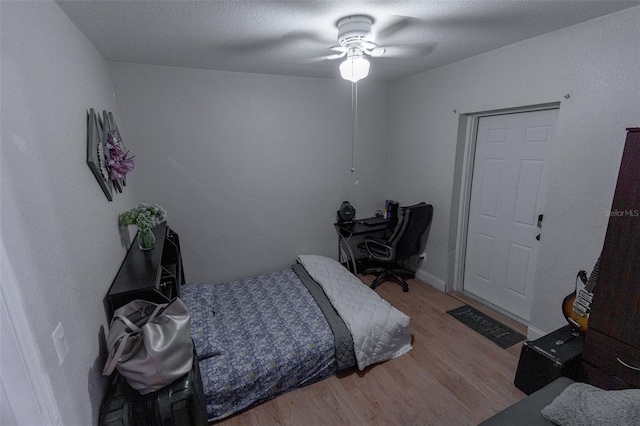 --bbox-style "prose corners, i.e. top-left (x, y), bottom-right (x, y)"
top-left (358, 203), bottom-right (433, 292)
